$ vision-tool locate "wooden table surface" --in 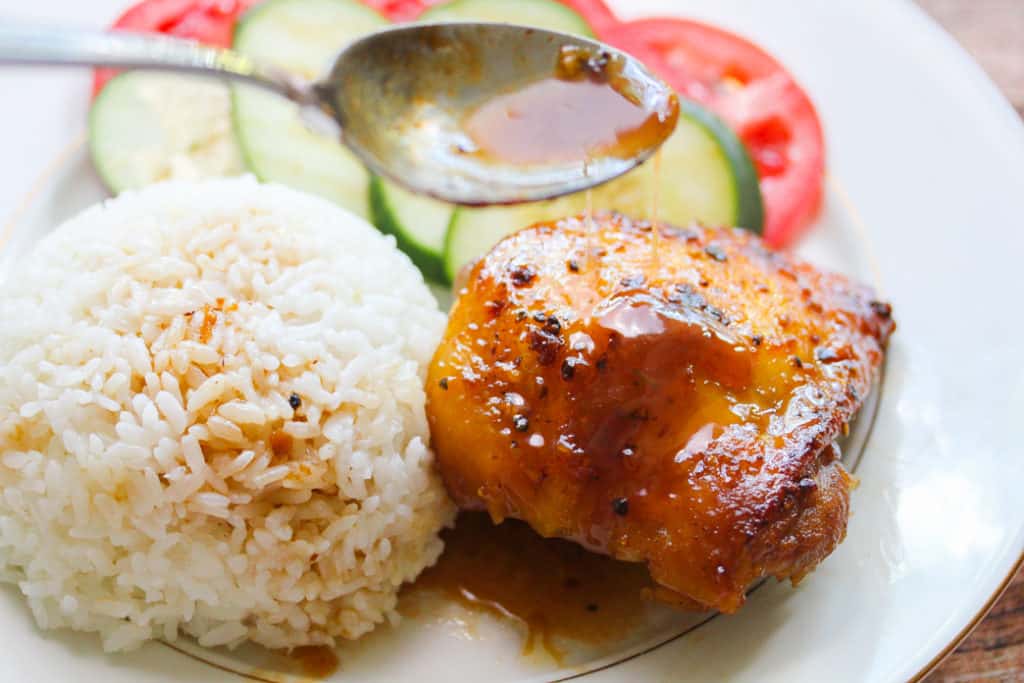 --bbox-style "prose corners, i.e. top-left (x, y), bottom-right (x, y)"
top-left (915, 2), bottom-right (1023, 680)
